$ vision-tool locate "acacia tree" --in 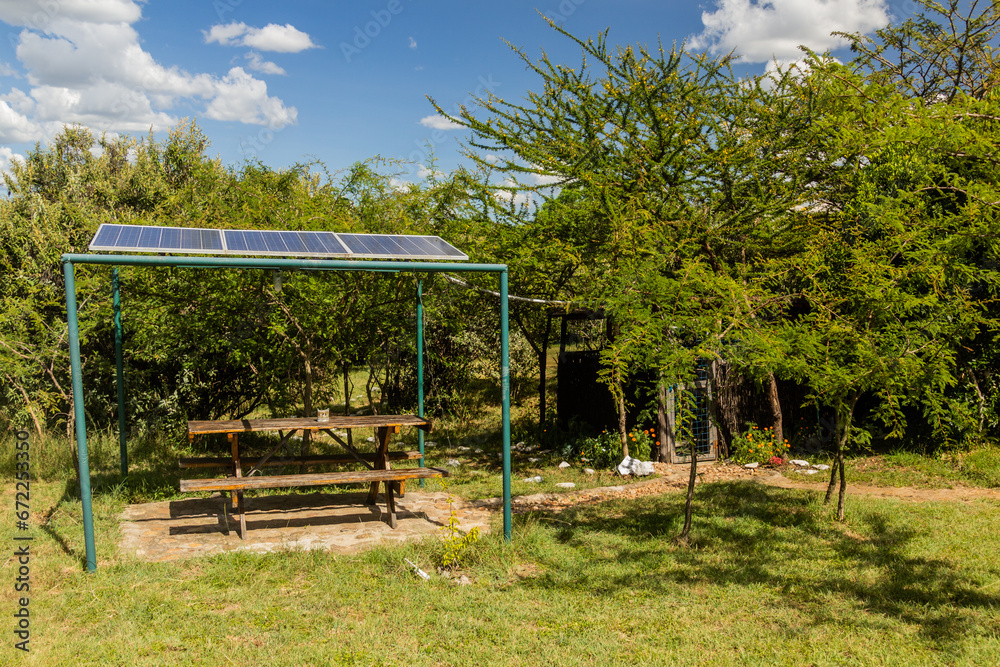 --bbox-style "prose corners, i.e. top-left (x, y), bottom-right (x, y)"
top-left (761, 0), bottom-right (1000, 519)
top-left (435, 23), bottom-right (819, 541)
